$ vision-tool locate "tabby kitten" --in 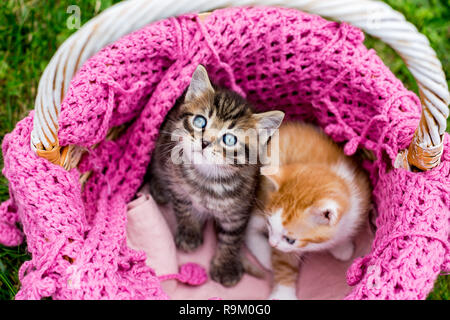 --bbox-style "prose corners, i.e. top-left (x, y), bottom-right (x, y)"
top-left (246, 122), bottom-right (371, 299)
top-left (146, 65), bottom-right (284, 287)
